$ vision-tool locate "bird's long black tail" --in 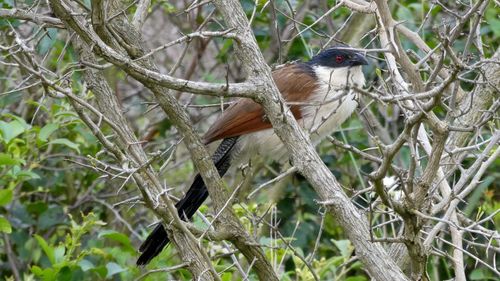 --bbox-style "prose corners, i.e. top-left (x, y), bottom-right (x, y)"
top-left (136, 137), bottom-right (238, 265)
